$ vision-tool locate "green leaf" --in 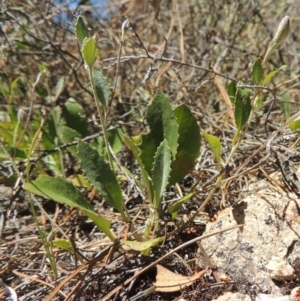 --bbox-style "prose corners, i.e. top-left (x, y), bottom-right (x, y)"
top-left (77, 141), bottom-right (127, 221)
top-left (94, 127), bottom-right (125, 156)
top-left (152, 139), bottom-right (172, 209)
top-left (288, 120), bottom-right (300, 131)
top-left (286, 110), bottom-right (300, 131)
top-left (251, 58), bottom-right (264, 85)
top-left (168, 104), bottom-right (201, 186)
top-left (54, 76), bottom-right (64, 100)
top-left (42, 153), bottom-right (63, 175)
top-left (53, 239), bottom-right (73, 251)
top-left (61, 126), bottom-right (81, 156)
top-left (123, 134), bottom-right (153, 201)
top-left (10, 76), bottom-right (20, 95)
top-left (92, 68), bottom-right (111, 112)
top-left (202, 132), bottom-right (222, 171)
top-left (263, 16), bottom-right (290, 65)
top-left (61, 126), bottom-right (81, 142)
top-left (262, 65), bottom-right (287, 86)
top-left (280, 93), bottom-right (291, 121)
top-left (8, 106), bottom-right (18, 127)
top-left (253, 94), bottom-right (266, 110)
top-left (131, 135), bottom-right (142, 145)
top-left (0, 122), bottom-right (14, 144)
top-left (63, 98), bottom-right (88, 137)
top-left (81, 36), bottom-right (98, 69)
top-left (75, 15), bottom-right (89, 43)
top-left (68, 174), bottom-right (91, 188)
top-left (140, 91), bottom-right (178, 175)
top-left (234, 84), bottom-right (252, 131)
top-left (166, 192), bottom-right (196, 219)
top-left (107, 128), bottom-right (124, 154)
top-left (123, 237), bottom-right (164, 255)
top-left (227, 81), bottom-right (237, 104)
top-left (42, 106), bottom-right (63, 149)
top-left (23, 176), bottom-right (115, 241)
top-left (12, 120), bottom-right (20, 148)
top-left (52, 239), bottom-right (84, 262)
